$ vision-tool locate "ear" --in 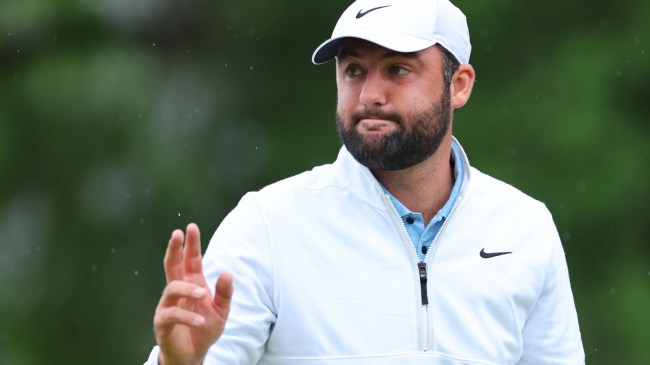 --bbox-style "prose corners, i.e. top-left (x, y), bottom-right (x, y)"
top-left (450, 64), bottom-right (475, 109)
